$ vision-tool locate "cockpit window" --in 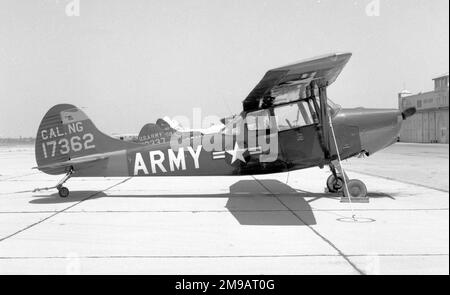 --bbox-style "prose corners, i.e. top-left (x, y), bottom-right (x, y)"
top-left (223, 97), bottom-right (340, 135)
top-left (314, 97), bottom-right (341, 117)
top-left (246, 109), bottom-right (271, 131)
top-left (298, 101), bottom-right (314, 125)
top-left (327, 98), bottom-right (341, 116)
top-left (274, 101), bottom-right (315, 131)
